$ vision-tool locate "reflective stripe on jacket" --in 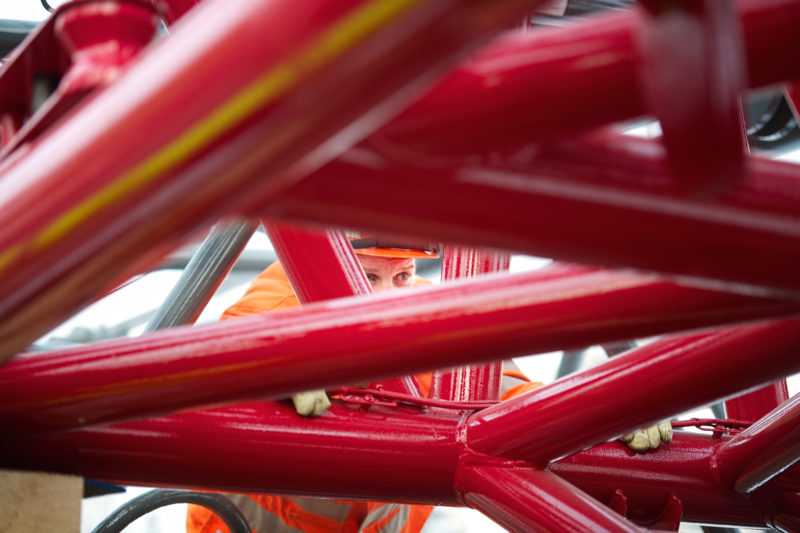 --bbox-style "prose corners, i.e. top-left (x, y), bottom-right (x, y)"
top-left (187, 495), bottom-right (433, 533)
